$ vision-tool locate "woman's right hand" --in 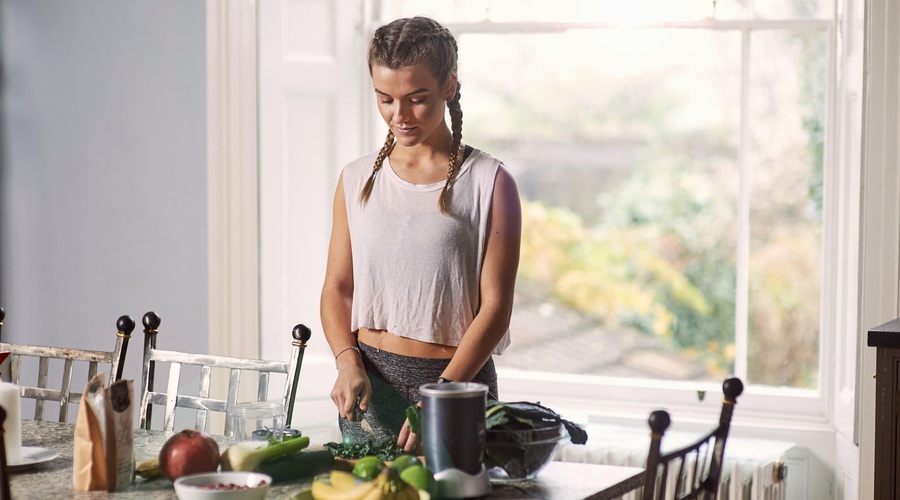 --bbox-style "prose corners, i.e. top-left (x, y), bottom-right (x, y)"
top-left (331, 361), bottom-right (372, 421)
